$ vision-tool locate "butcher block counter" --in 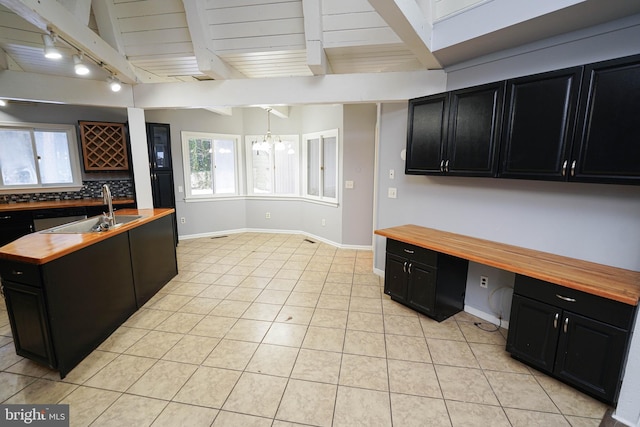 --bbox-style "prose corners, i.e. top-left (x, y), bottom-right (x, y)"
top-left (375, 224), bottom-right (640, 306)
top-left (0, 208), bottom-right (174, 264)
top-left (0, 208), bottom-right (178, 378)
